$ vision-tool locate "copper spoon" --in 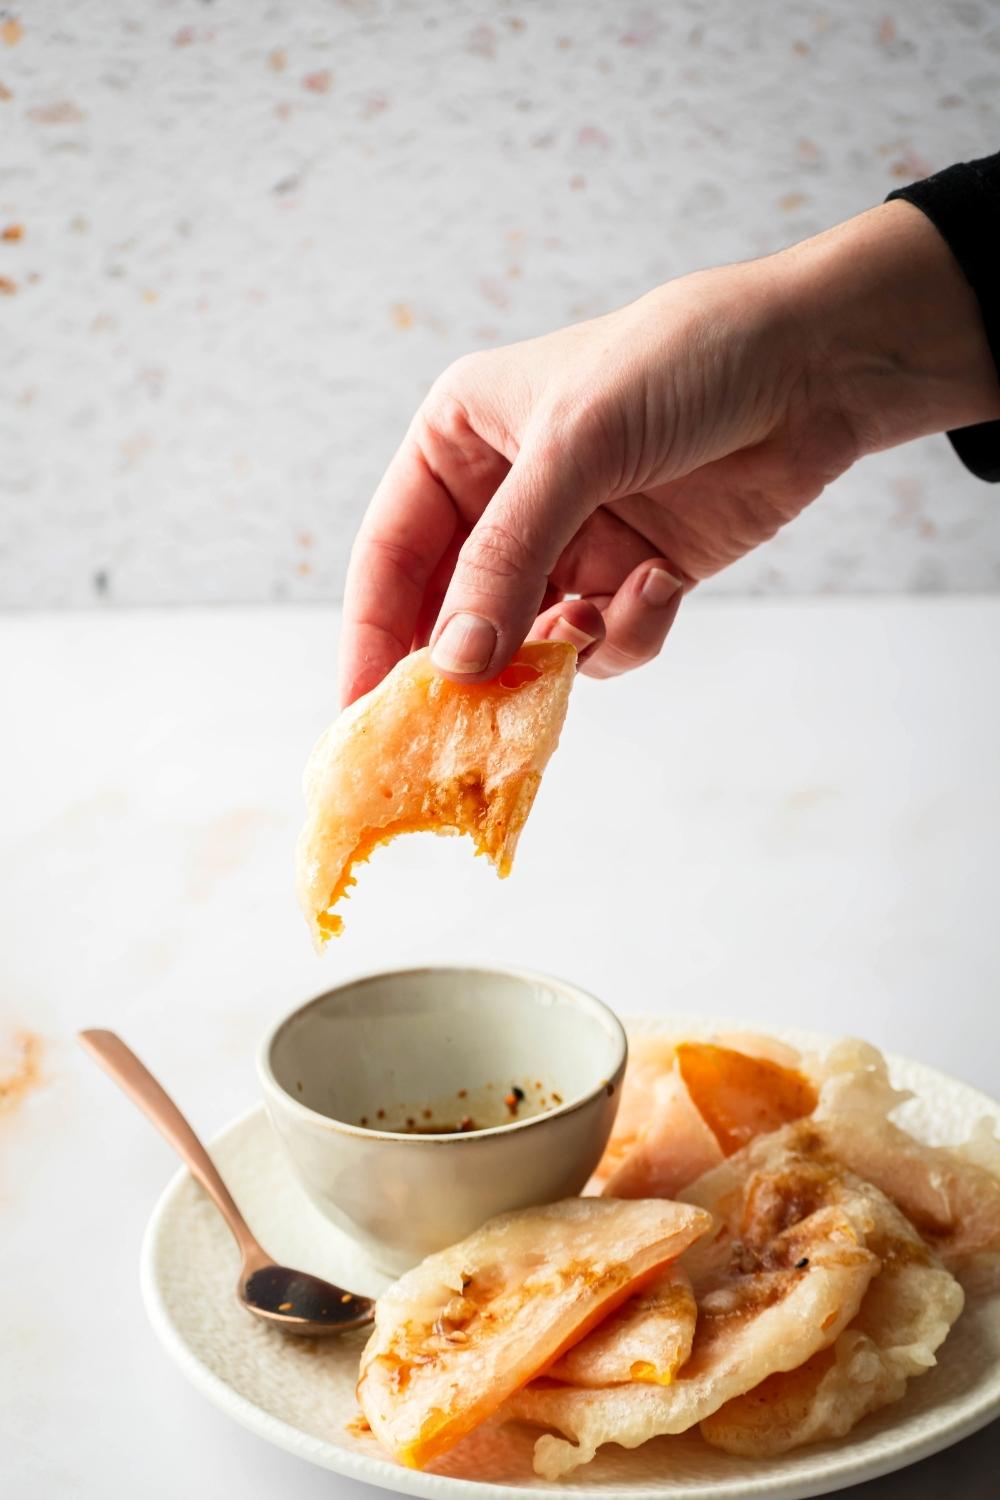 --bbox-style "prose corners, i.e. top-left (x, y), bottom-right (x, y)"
top-left (78, 1028), bottom-right (375, 1336)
